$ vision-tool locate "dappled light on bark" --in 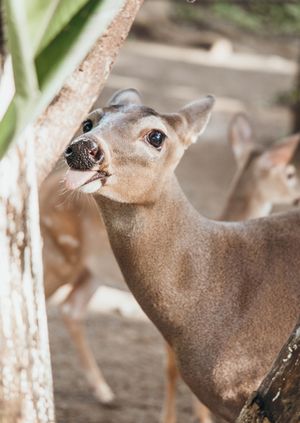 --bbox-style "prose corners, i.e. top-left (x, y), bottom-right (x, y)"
top-left (237, 318), bottom-right (300, 423)
top-left (0, 129), bottom-right (54, 423)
